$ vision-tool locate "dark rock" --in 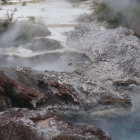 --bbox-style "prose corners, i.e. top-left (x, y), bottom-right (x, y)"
top-left (25, 38), bottom-right (62, 51)
top-left (98, 96), bottom-right (131, 108)
top-left (0, 67), bottom-right (133, 113)
top-left (113, 79), bottom-right (139, 86)
top-left (0, 71), bottom-right (45, 111)
top-left (37, 80), bottom-right (80, 106)
top-left (0, 68), bottom-right (82, 112)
